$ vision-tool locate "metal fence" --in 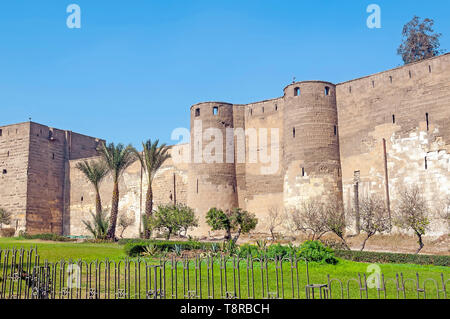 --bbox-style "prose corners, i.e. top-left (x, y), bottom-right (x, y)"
top-left (0, 248), bottom-right (448, 299)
